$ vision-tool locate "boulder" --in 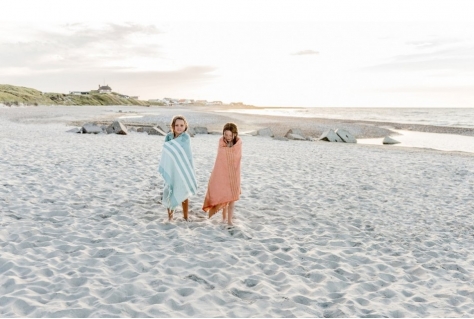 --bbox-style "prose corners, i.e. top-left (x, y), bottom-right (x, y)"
top-left (128, 126), bottom-right (137, 132)
top-left (106, 121), bottom-right (128, 135)
top-left (138, 126), bottom-right (153, 133)
top-left (274, 136), bottom-right (289, 141)
top-left (319, 129), bottom-right (343, 142)
top-left (251, 127), bottom-right (274, 137)
top-left (187, 127), bottom-right (196, 137)
top-left (335, 129), bottom-right (357, 143)
top-left (285, 128), bottom-right (304, 138)
top-left (383, 136), bottom-right (401, 144)
top-left (194, 127), bottom-right (208, 134)
top-left (306, 137), bottom-right (318, 141)
top-left (148, 126), bottom-right (167, 136)
top-left (286, 133), bottom-right (306, 140)
top-left (66, 127), bottom-right (82, 133)
top-left (82, 123), bottom-right (103, 134)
